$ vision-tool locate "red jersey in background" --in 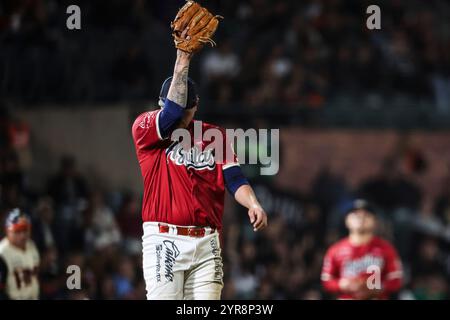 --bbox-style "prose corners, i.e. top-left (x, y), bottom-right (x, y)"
top-left (321, 236), bottom-right (403, 299)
